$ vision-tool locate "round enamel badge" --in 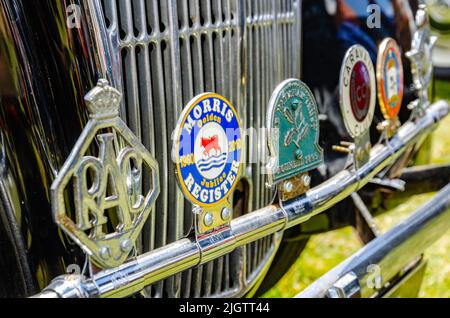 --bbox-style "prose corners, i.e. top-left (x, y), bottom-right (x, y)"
top-left (339, 45), bottom-right (376, 138)
top-left (173, 93), bottom-right (243, 207)
top-left (377, 38), bottom-right (404, 120)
